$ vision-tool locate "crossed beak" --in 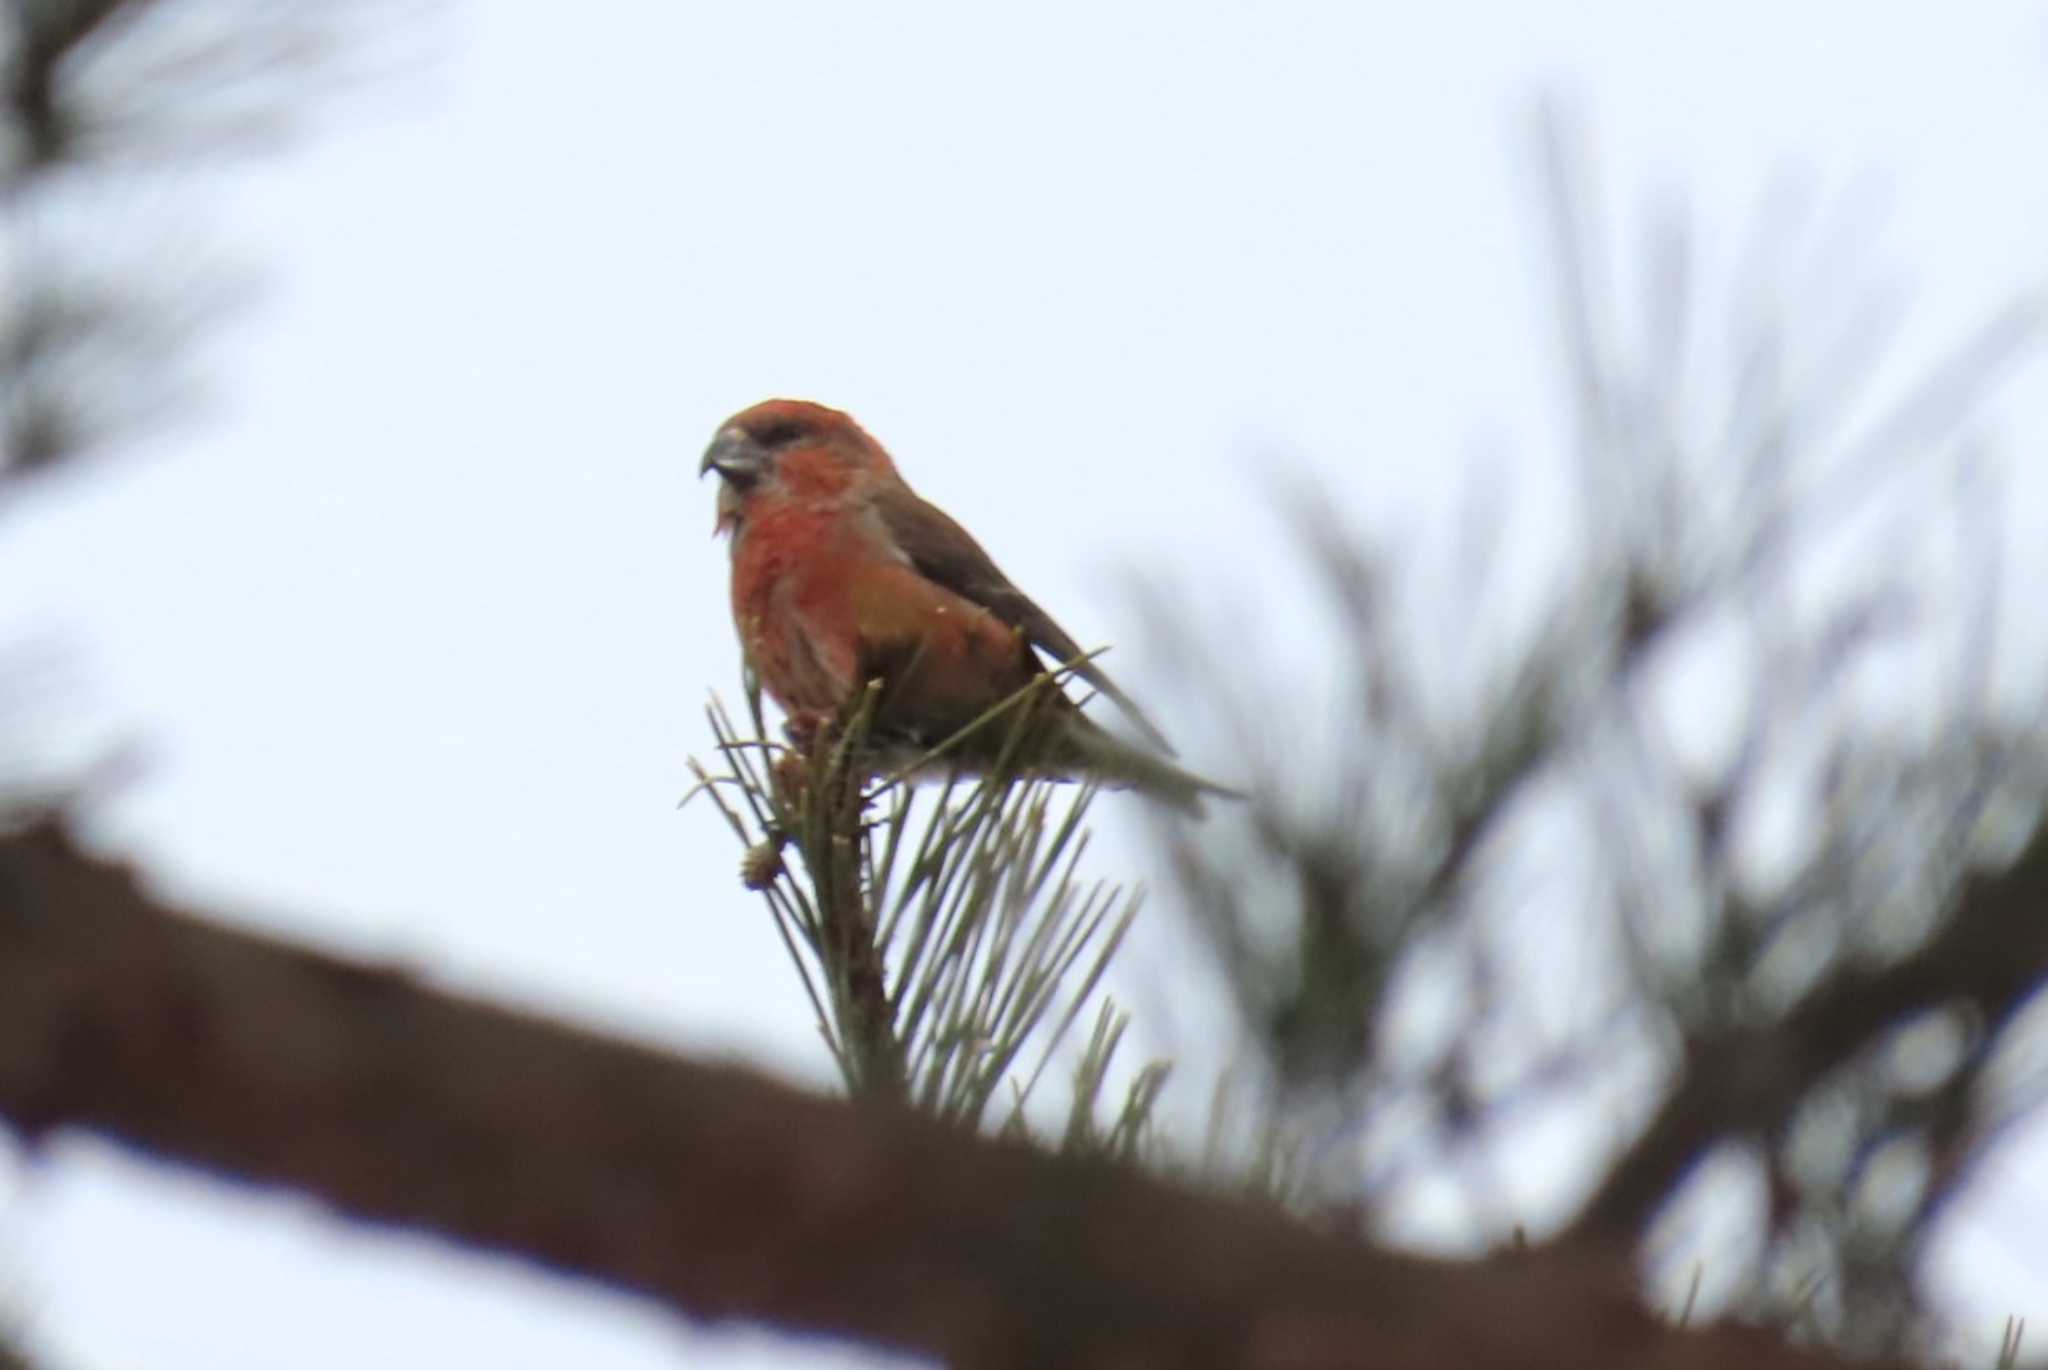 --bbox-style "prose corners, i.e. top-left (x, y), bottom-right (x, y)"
top-left (700, 427), bottom-right (764, 536)
top-left (699, 428), bottom-right (766, 485)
